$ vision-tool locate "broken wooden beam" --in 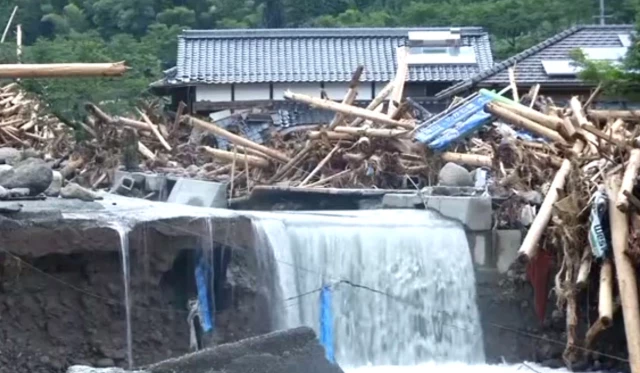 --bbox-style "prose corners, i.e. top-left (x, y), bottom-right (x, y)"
top-left (590, 109), bottom-right (640, 121)
top-left (328, 66), bottom-right (363, 130)
top-left (486, 103), bottom-right (568, 145)
top-left (518, 140), bottom-right (584, 261)
top-left (185, 115), bottom-right (290, 163)
top-left (0, 62), bottom-right (128, 78)
top-left (618, 149), bottom-right (640, 212)
top-left (440, 152), bottom-right (493, 168)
